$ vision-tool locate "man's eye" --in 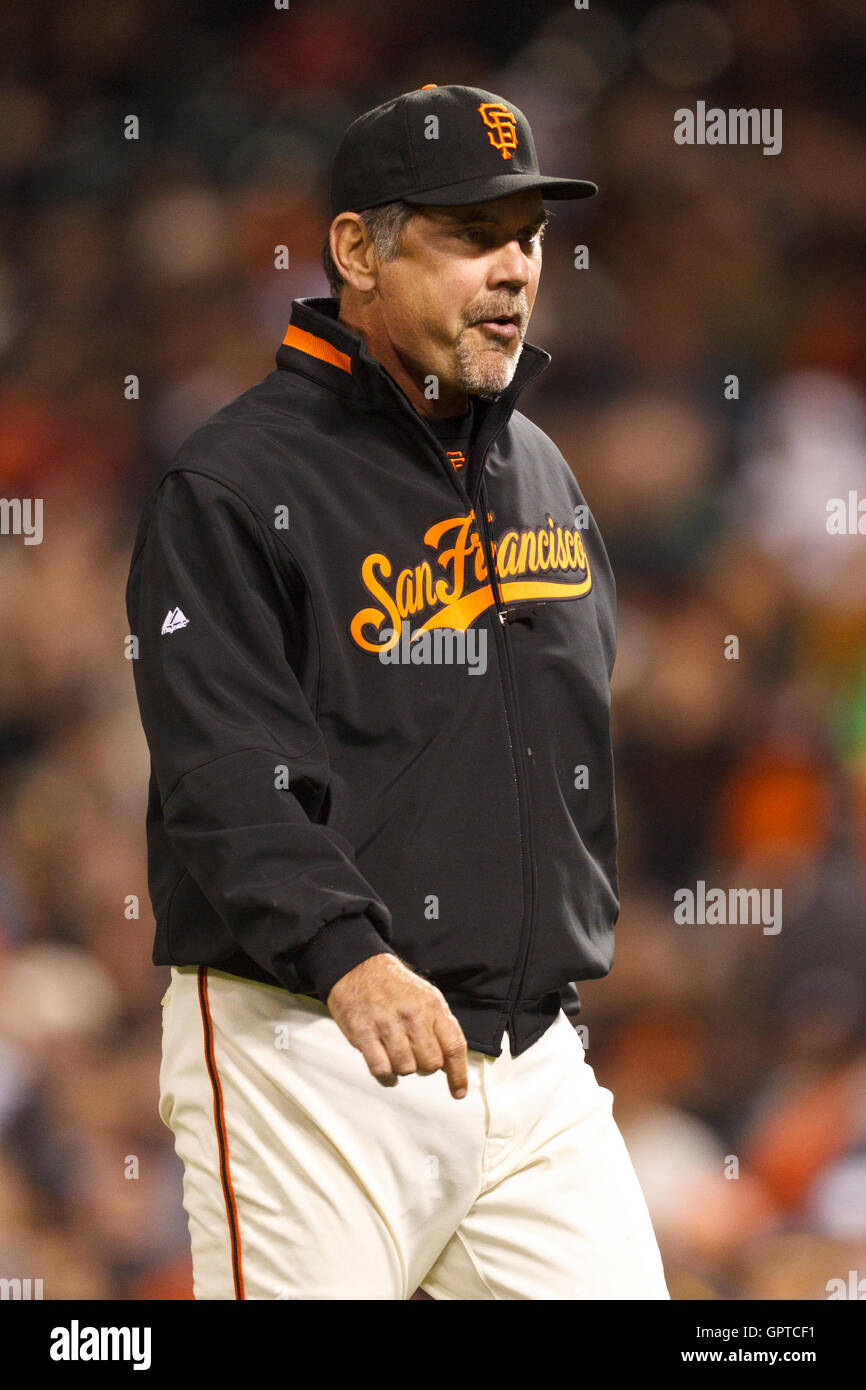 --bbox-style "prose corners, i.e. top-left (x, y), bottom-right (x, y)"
top-left (457, 227), bottom-right (545, 247)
